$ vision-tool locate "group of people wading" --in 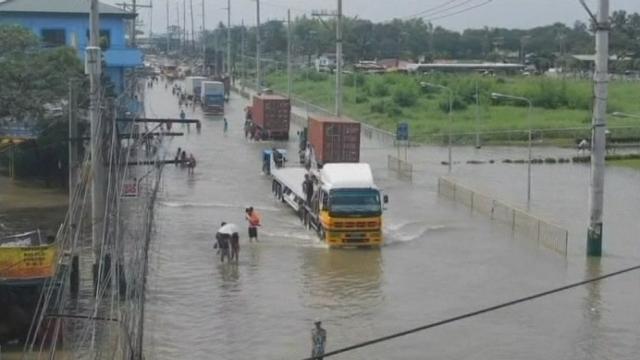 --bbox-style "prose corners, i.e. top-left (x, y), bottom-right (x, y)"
top-left (214, 207), bottom-right (261, 263)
